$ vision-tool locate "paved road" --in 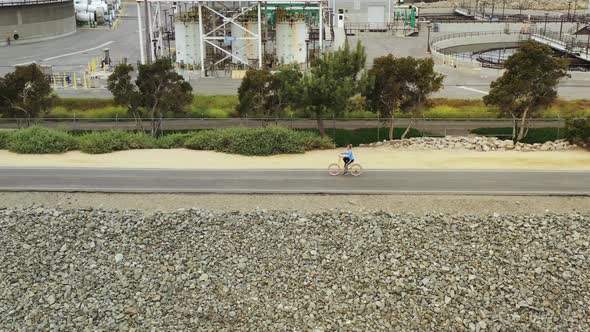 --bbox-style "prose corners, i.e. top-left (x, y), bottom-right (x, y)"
top-left (0, 168), bottom-right (588, 195)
